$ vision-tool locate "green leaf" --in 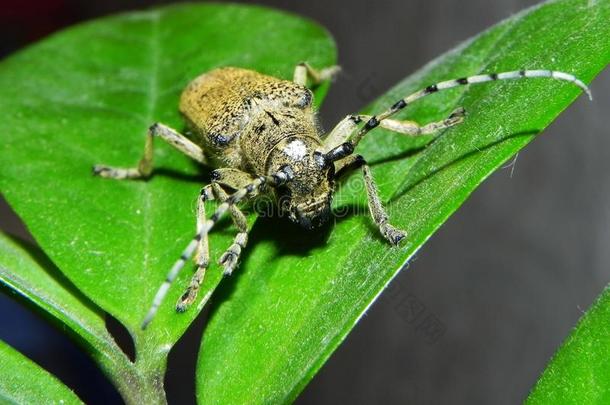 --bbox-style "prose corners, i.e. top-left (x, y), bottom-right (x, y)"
top-left (0, 232), bottom-right (121, 365)
top-left (0, 231), bottom-right (143, 403)
top-left (0, 339), bottom-right (83, 405)
top-left (196, 0), bottom-right (610, 403)
top-left (526, 285), bottom-right (610, 404)
top-left (0, 3), bottom-right (335, 401)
